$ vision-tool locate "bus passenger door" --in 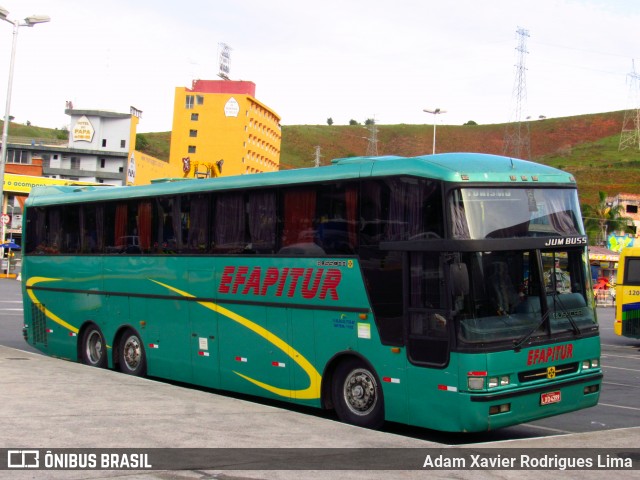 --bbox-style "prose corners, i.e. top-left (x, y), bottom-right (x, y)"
top-left (188, 270), bottom-right (220, 389)
top-left (405, 252), bottom-right (450, 367)
top-left (405, 252), bottom-right (454, 429)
